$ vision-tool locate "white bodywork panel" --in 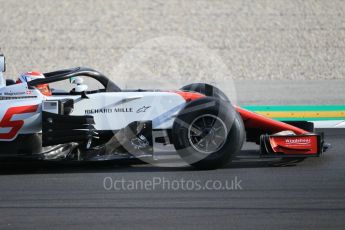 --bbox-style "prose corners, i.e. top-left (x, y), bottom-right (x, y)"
top-left (0, 82), bottom-right (186, 141)
top-left (48, 91), bottom-right (186, 130)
